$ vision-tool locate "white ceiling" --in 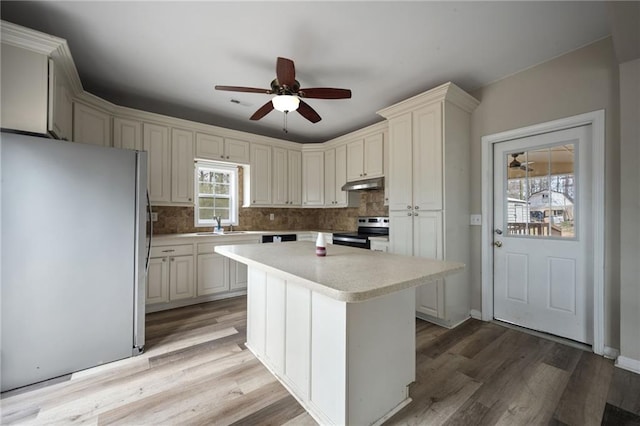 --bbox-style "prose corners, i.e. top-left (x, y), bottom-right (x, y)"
top-left (0, 1), bottom-right (611, 143)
